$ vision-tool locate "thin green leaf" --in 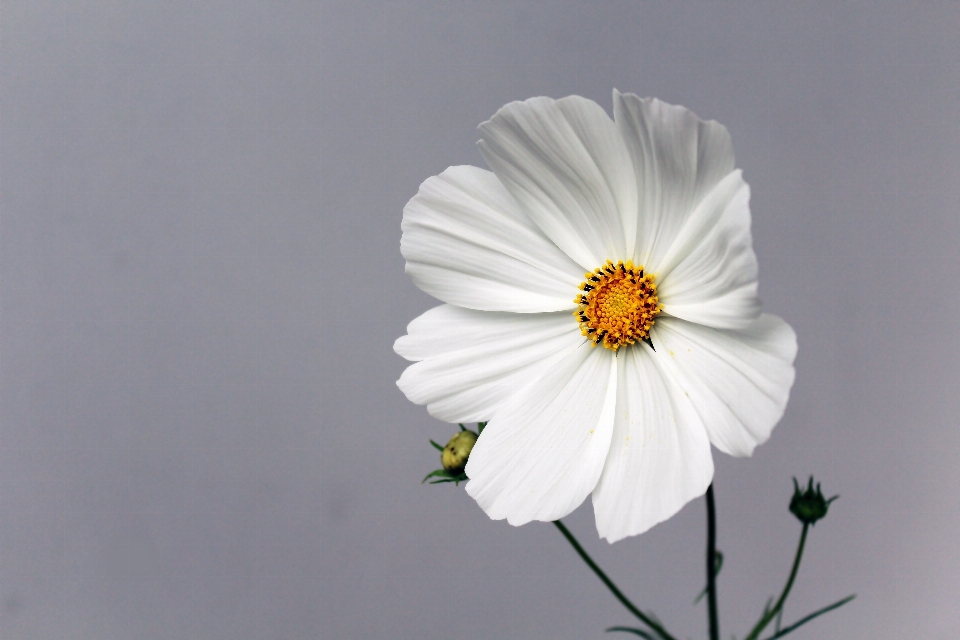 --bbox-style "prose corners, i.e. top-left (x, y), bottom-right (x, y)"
top-left (458, 423), bottom-right (466, 431)
top-left (762, 596), bottom-right (774, 617)
top-left (760, 594), bottom-right (856, 640)
top-left (693, 550), bottom-right (724, 604)
top-left (477, 421), bottom-right (487, 434)
top-left (426, 470), bottom-right (468, 485)
top-left (606, 626), bottom-right (656, 639)
top-left (421, 469), bottom-right (451, 483)
top-left (429, 439), bottom-right (445, 452)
